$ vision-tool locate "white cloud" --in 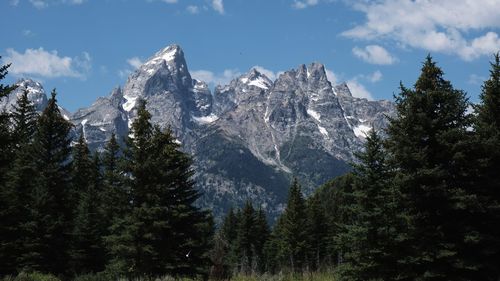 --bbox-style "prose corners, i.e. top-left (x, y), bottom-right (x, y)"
top-left (343, 0), bottom-right (500, 61)
top-left (211, 0), bottom-right (224, 14)
top-left (325, 69), bottom-right (338, 84)
top-left (127, 57), bottom-right (143, 69)
top-left (10, 0), bottom-right (20, 6)
top-left (292, 0), bottom-right (318, 9)
top-left (468, 74), bottom-right (487, 85)
top-left (187, 5), bottom-right (200, 14)
top-left (22, 29), bottom-right (34, 37)
top-left (28, 0), bottom-right (86, 8)
top-left (252, 65), bottom-right (278, 81)
top-left (367, 70), bottom-right (382, 82)
top-left (347, 79), bottom-right (373, 100)
top-left (191, 69), bottom-right (240, 86)
top-left (352, 45), bottom-right (397, 65)
top-left (161, 0), bottom-right (177, 3)
top-left (2, 47), bottom-right (91, 79)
